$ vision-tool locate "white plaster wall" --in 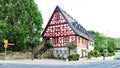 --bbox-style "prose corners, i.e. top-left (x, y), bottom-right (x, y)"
top-left (88, 41), bottom-right (94, 52)
top-left (53, 41), bottom-right (94, 58)
top-left (88, 46), bottom-right (94, 51)
top-left (77, 47), bottom-right (87, 57)
top-left (53, 47), bottom-right (68, 58)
